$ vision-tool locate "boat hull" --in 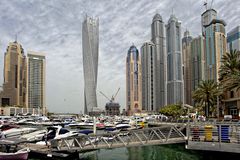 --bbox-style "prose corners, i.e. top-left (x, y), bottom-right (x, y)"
top-left (0, 151), bottom-right (28, 160)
